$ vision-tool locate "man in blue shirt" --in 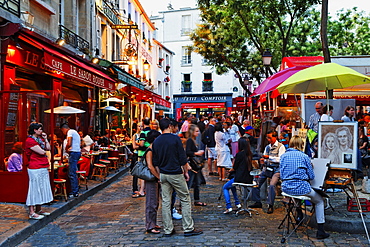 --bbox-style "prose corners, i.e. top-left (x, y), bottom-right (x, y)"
top-left (153, 118), bottom-right (203, 237)
top-left (280, 136), bottom-right (329, 239)
top-left (308, 101), bottom-right (323, 133)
